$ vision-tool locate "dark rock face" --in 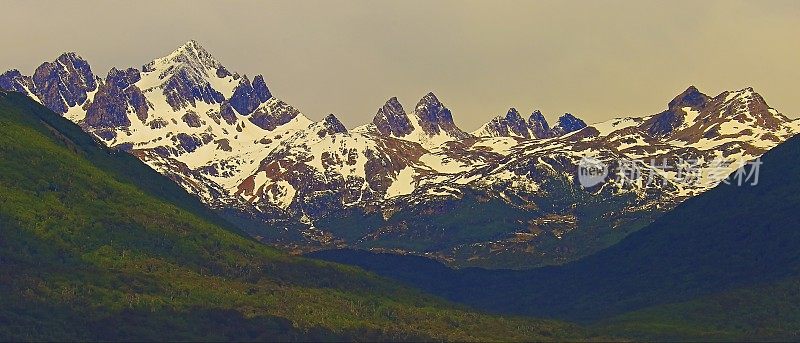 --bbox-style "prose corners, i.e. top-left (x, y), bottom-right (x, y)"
top-left (228, 75), bottom-right (273, 116)
top-left (252, 75), bottom-right (272, 102)
top-left (668, 85), bottom-right (710, 109)
top-left (316, 114), bottom-right (348, 137)
top-left (504, 108), bottom-right (530, 137)
top-left (483, 108), bottom-right (531, 138)
top-left (229, 76), bottom-right (260, 115)
top-left (219, 102), bottom-right (238, 125)
top-left (528, 110), bottom-right (551, 138)
top-left (645, 86), bottom-right (711, 137)
top-left (31, 52), bottom-right (97, 114)
top-left (550, 113), bottom-right (587, 136)
top-left (85, 68), bottom-right (149, 129)
top-left (414, 92), bottom-right (447, 135)
top-left (216, 66), bottom-right (232, 78)
top-left (480, 108), bottom-right (553, 139)
top-left (413, 92), bottom-right (469, 138)
top-left (94, 129), bottom-right (117, 141)
top-left (373, 97), bottom-right (414, 137)
top-left (174, 133), bottom-right (202, 153)
top-left (646, 110), bottom-right (685, 137)
top-left (0, 70), bottom-right (34, 94)
top-left (149, 119), bottom-right (168, 129)
top-left (162, 68), bottom-right (224, 111)
top-left (214, 138), bottom-right (232, 152)
top-left (248, 99), bottom-right (301, 131)
top-left (182, 110), bottom-right (203, 127)
top-left (483, 117), bottom-right (510, 137)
